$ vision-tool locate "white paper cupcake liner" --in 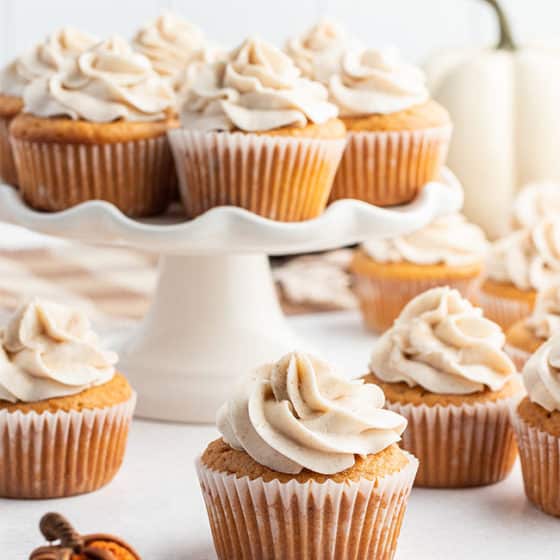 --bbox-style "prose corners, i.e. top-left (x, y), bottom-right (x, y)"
top-left (477, 288), bottom-right (534, 331)
top-left (330, 125), bottom-right (452, 206)
top-left (0, 394), bottom-right (136, 499)
top-left (504, 343), bottom-right (532, 372)
top-left (168, 129), bottom-right (346, 221)
top-left (196, 452), bottom-right (418, 560)
top-left (386, 396), bottom-right (518, 487)
top-left (512, 412), bottom-right (560, 517)
top-left (0, 114), bottom-right (18, 186)
top-left (11, 137), bottom-right (175, 217)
